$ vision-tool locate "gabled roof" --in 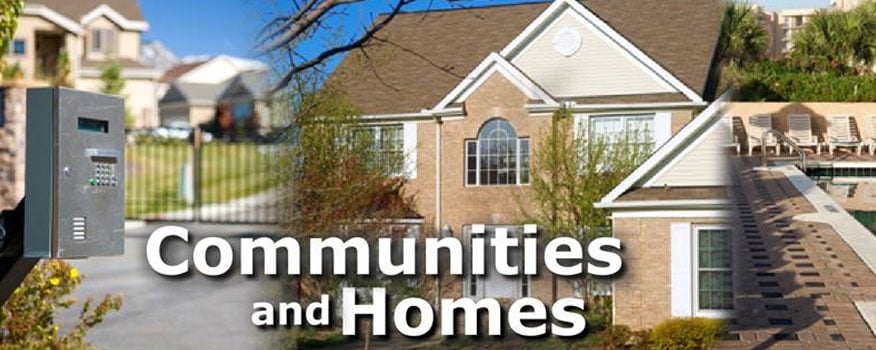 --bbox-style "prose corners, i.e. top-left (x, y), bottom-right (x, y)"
top-left (25, 0), bottom-right (148, 32)
top-left (331, 0), bottom-right (722, 115)
top-left (160, 61), bottom-right (208, 83)
top-left (161, 80), bottom-right (232, 106)
top-left (597, 91), bottom-right (731, 207)
top-left (28, 0), bottom-right (144, 20)
top-left (431, 52), bottom-right (555, 111)
top-left (219, 70), bottom-right (271, 101)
